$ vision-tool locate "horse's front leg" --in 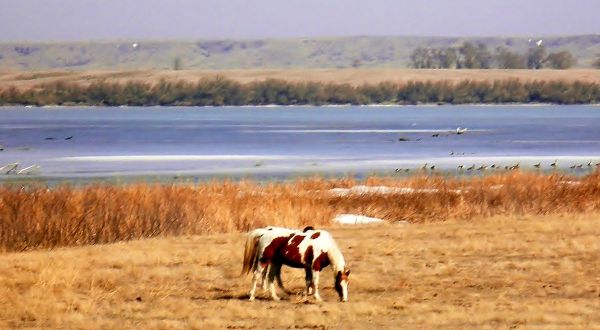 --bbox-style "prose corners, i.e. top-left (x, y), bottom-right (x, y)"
top-left (304, 268), bottom-right (314, 296)
top-left (312, 271), bottom-right (322, 301)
